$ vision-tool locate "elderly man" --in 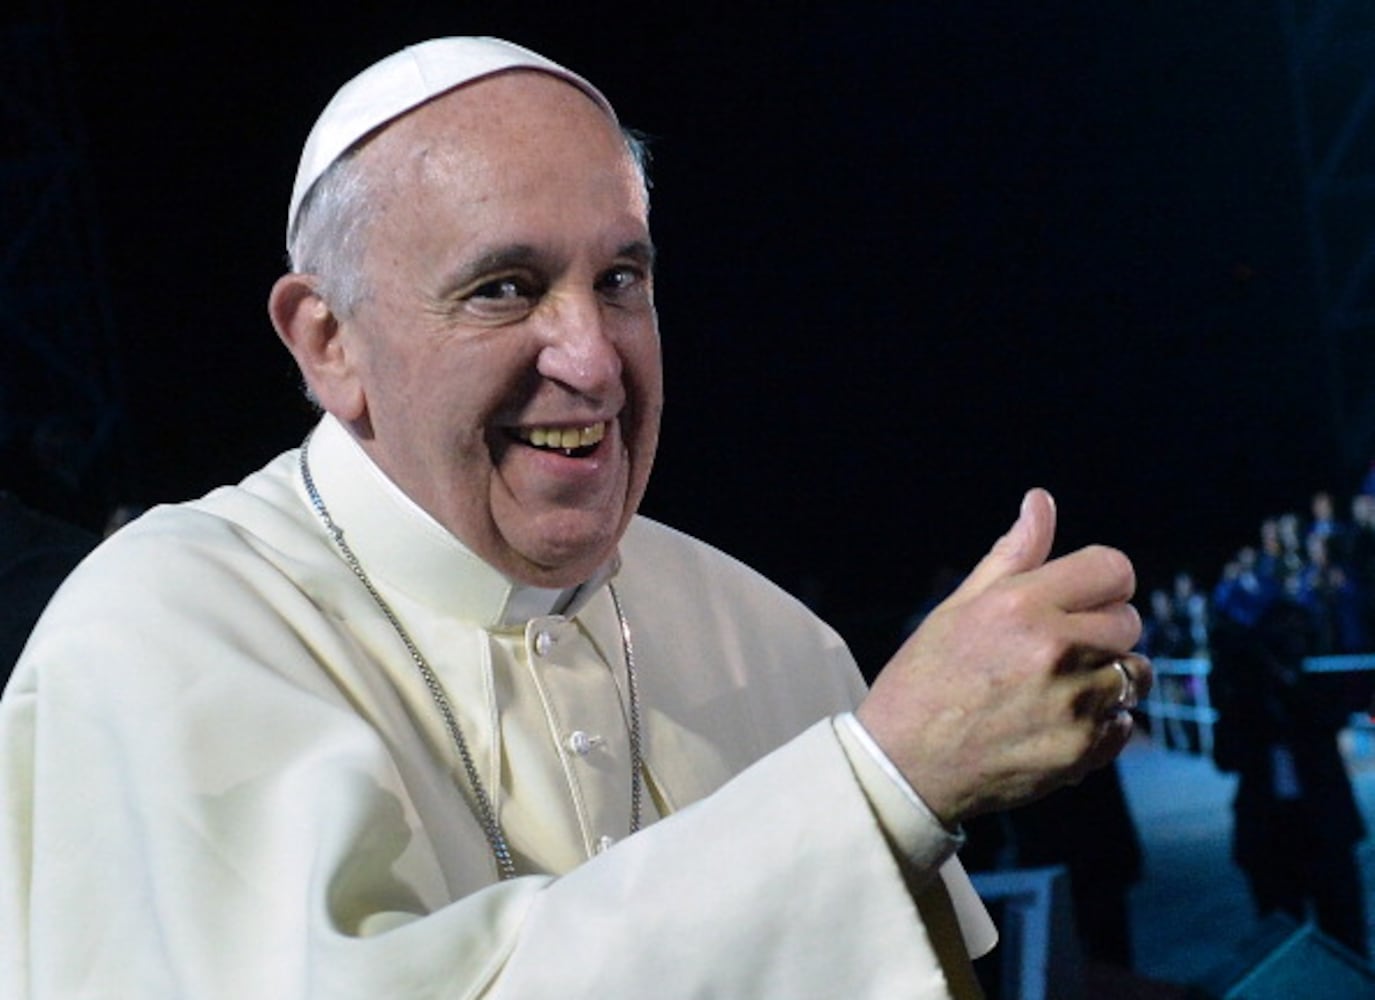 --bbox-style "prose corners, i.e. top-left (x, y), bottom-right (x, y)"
top-left (0, 38), bottom-right (1147, 998)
